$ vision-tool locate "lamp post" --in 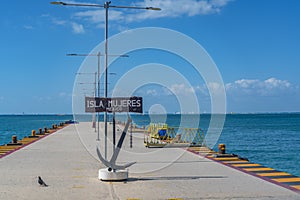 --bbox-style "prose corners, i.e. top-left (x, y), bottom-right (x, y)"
top-left (67, 53), bottom-right (127, 142)
top-left (51, 0), bottom-right (160, 165)
top-left (67, 53), bottom-right (127, 97)
top-left (69, 53), bottom-right (102, 140)
top-left (78, 81), bottom-right (97, 97)
top-left (76, 72), bottom-right (98, 133)
top-left (68, 53), bottom-right (102, 98)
